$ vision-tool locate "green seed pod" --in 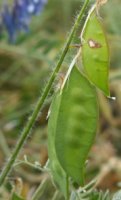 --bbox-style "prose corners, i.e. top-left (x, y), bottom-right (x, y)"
top-left (49, 66), bottom-right (99, 185)
top-left (48, 93), bottom-right (68, 198)
top-left (81, 5), bottom-right (110, 96)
